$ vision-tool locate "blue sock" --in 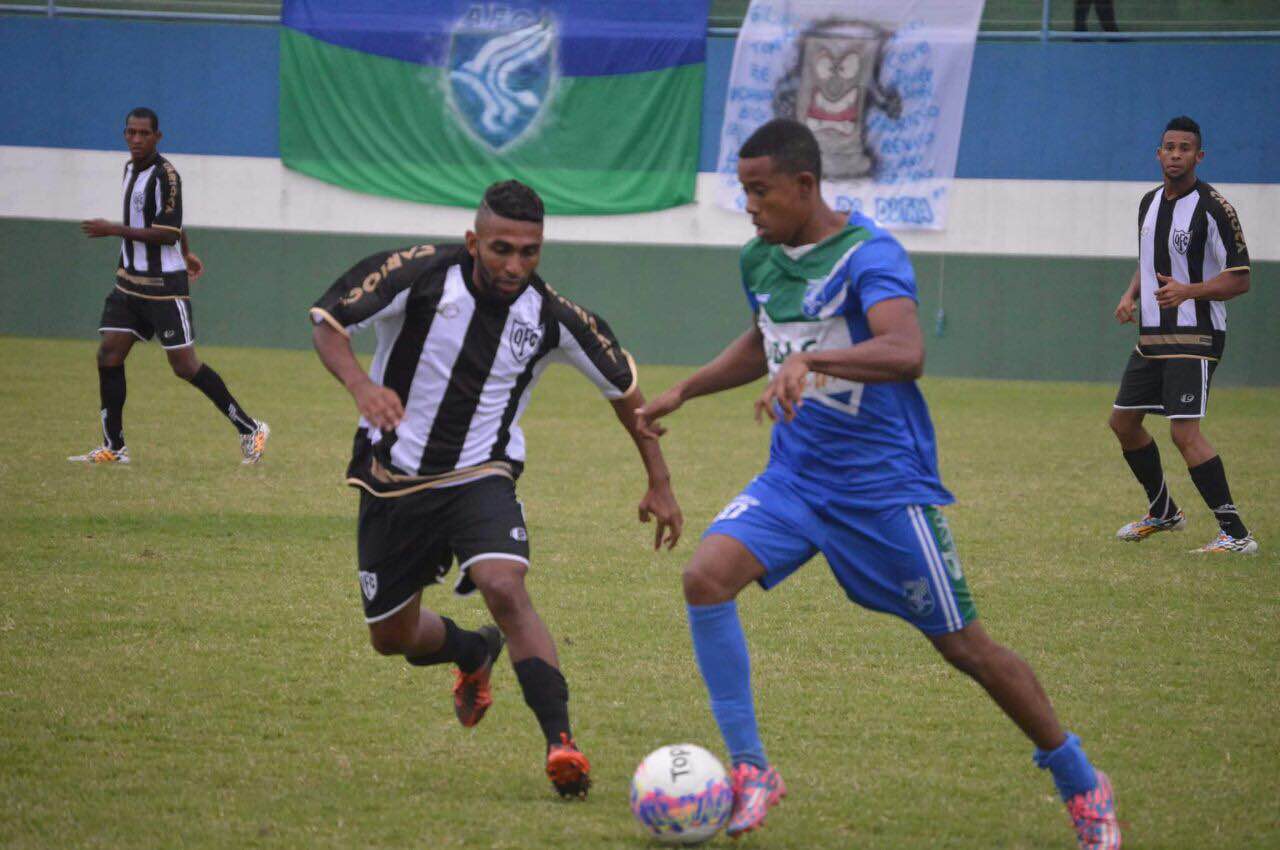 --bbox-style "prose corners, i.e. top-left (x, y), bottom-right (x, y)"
top-left (687, 601), bottom-right (767, 768)
top-left (1034, 731), bottom-right (1099, 801)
